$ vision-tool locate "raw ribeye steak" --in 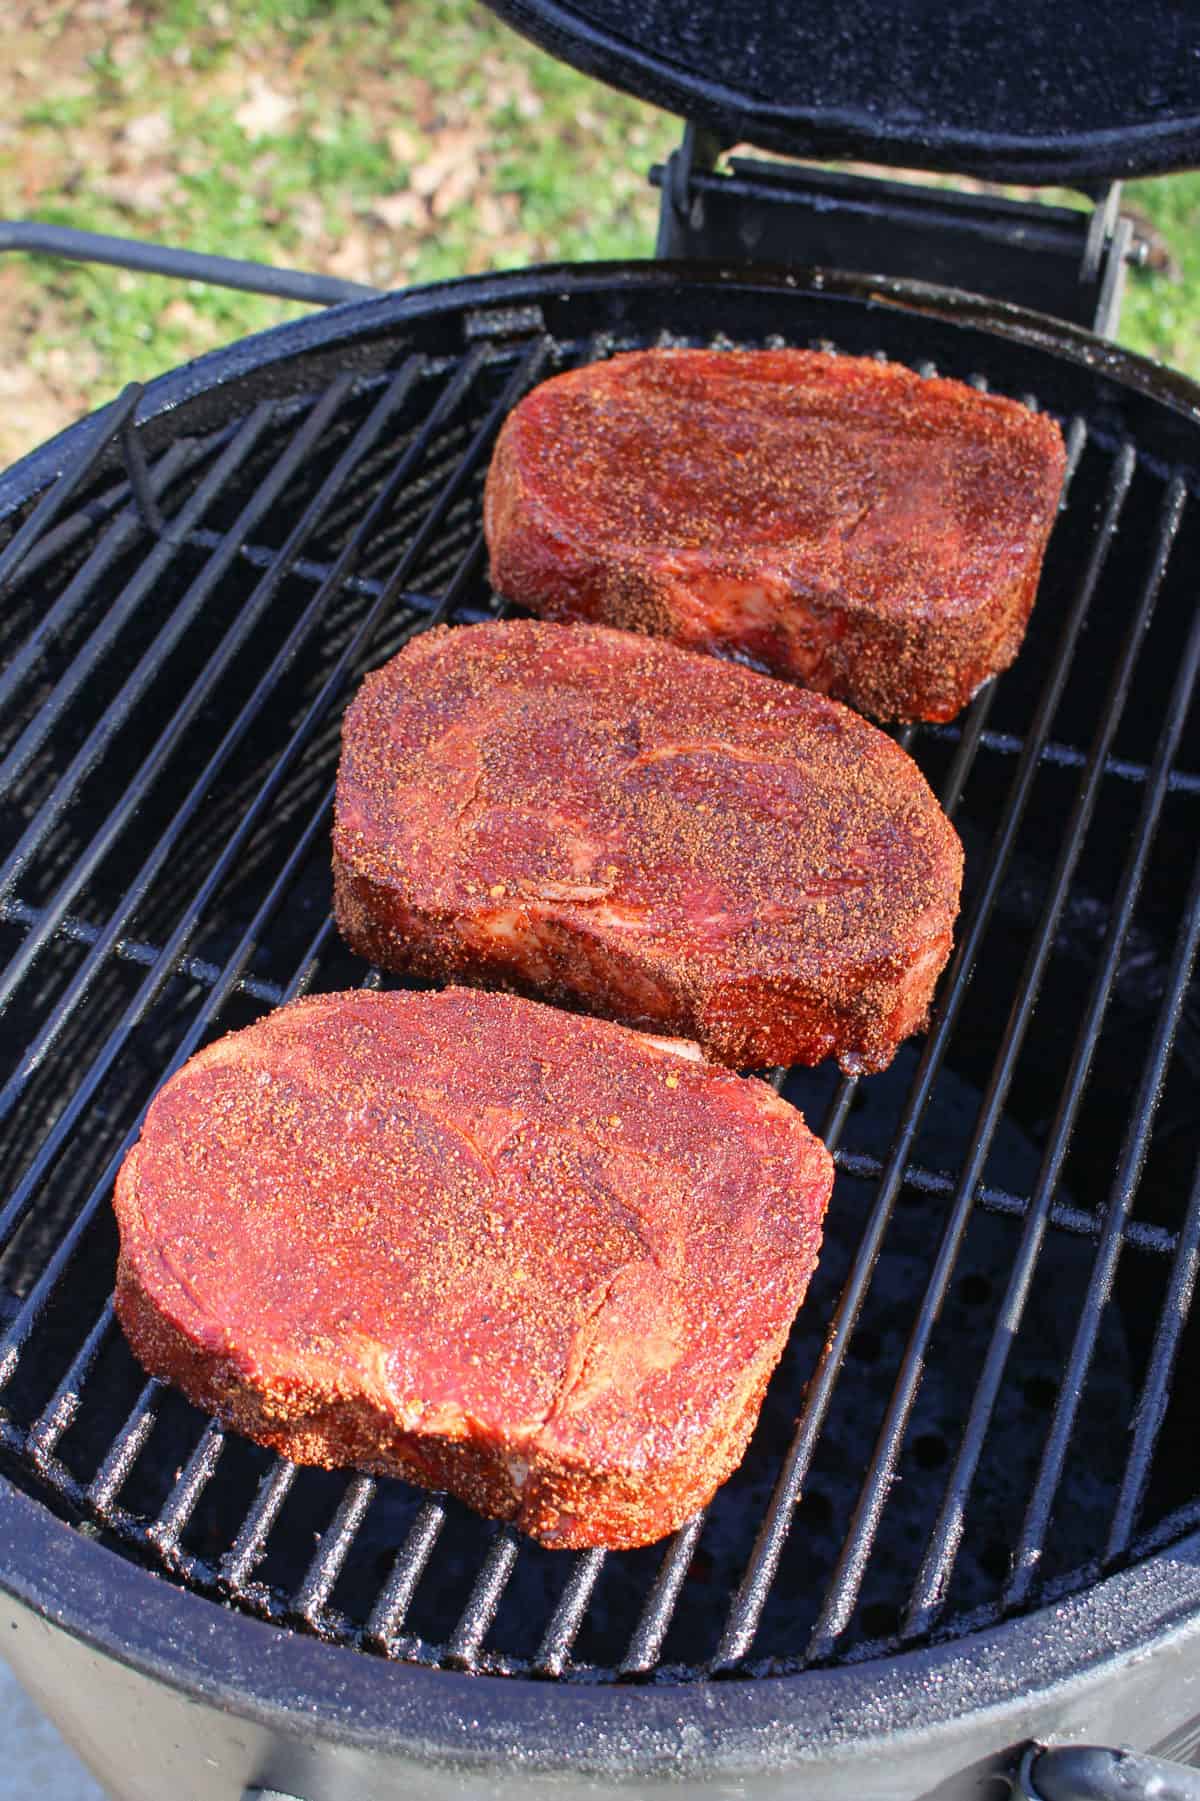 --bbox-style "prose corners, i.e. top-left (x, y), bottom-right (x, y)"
top-left (113, 987), bottom-right (834, 1550)
top-left (483, 347), bottom-right (1066, 722)
top-left (333, 620), bottom-right (963, 1075)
